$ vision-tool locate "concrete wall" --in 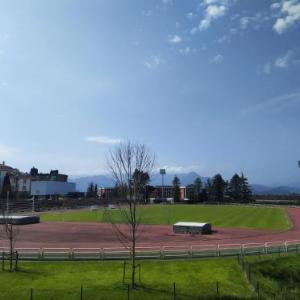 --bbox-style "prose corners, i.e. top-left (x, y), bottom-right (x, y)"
top-left (31, 181), bottom-right (76, 196)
